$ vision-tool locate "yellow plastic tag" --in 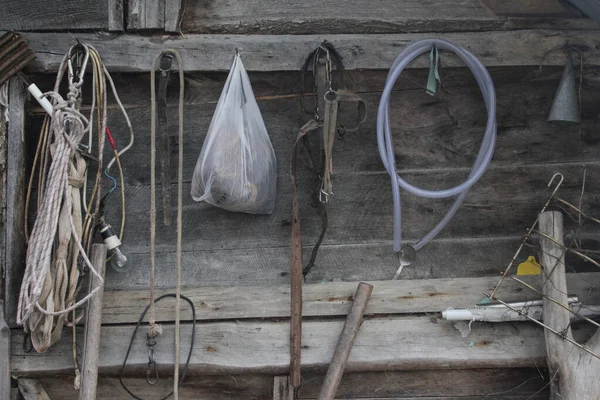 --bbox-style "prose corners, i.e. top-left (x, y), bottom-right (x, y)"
top-left (517, 256), bottom-right (541, 275)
